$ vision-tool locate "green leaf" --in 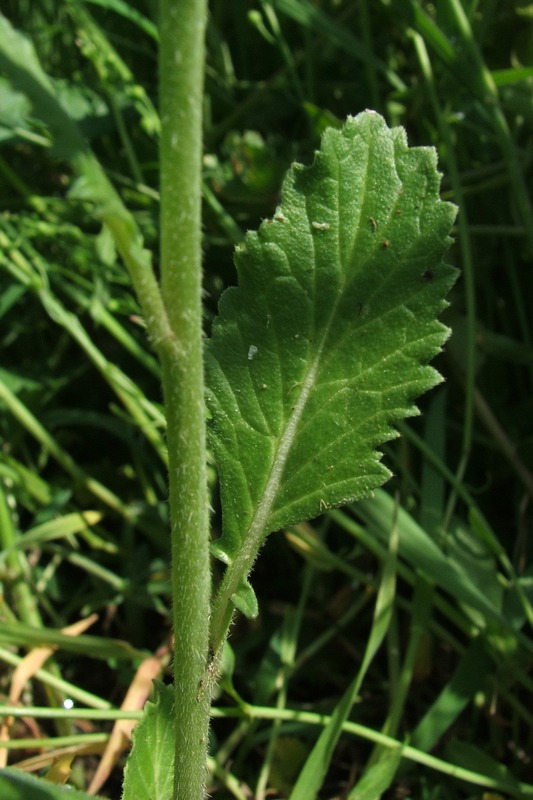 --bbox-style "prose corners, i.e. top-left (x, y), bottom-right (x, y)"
top-left (0, 511), bottom-right (103, 560)
top-left (347, 745), bottom-right (404, 799)
top-left (231, 577), bottom-right (259, 618)
top-left (206, 111), bottom-right (457, 606)
top-left (411, 638), bottom-right (491, 753)
top-left (0, 621), bottom-right (145, 661)
top-left (289, 506), bottom-right (398, 800)
top-left (70, 0), bottom-right (159, 42)
top-left (0, 13), bottom-right (86, 160)
top-left (121, 682), bottom-right (175, 800)
top-left (444, 738), bottom-right (526, 795)
top-left (0, 77), bottom-right (34, 144)
top-left (353, 490), bottom-right (507, 628)
top-left (0, 769), bottom-right (101, 800)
